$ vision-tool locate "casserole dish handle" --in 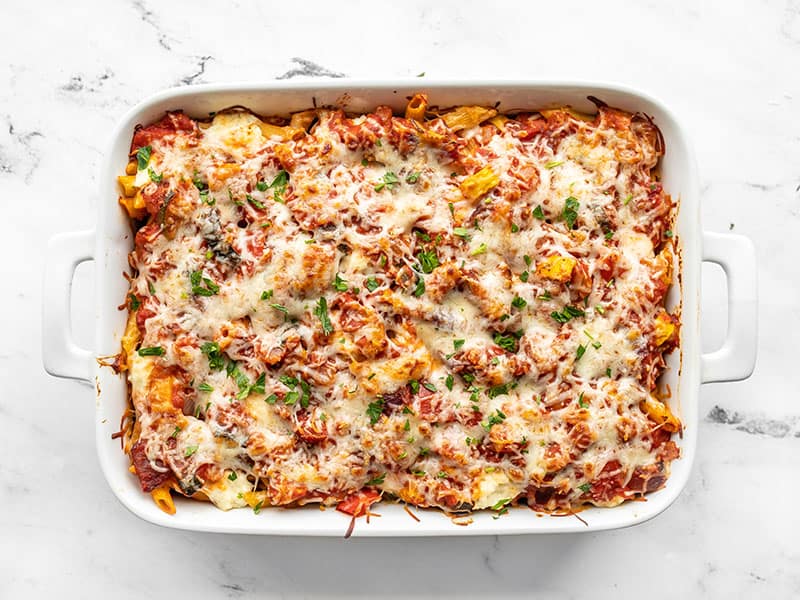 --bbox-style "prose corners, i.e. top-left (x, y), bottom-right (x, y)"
top-left (42, 230), bottom-right (95, 383)
top-left (701, 231), bottom-right (757, 383)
